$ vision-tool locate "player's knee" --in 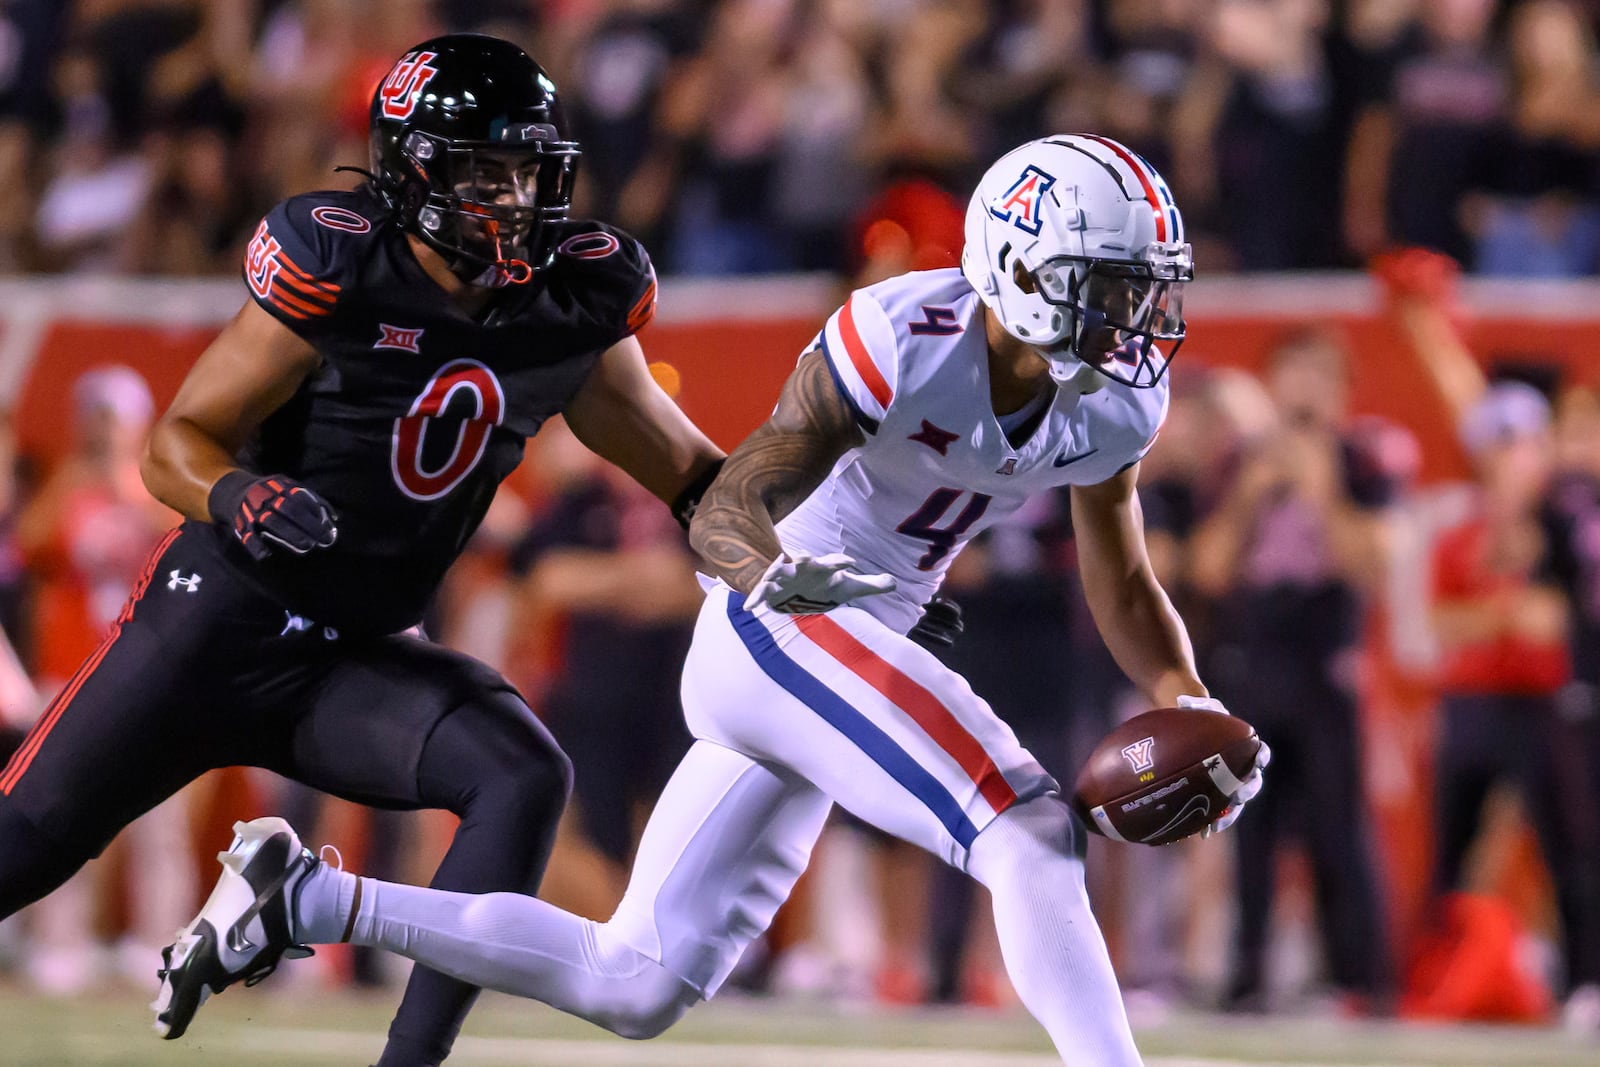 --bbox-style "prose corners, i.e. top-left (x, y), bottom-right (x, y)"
top-left (524, 741), bottom-right (575, 812)
top-left (969, 795), bottom-right (1087, 887)
top-left (476, 742), bottom-right (572, 825)
top-left (599, 975), bottom-right (697, 1040)
top-left (586, 925), bottom-right (699, 1039)
top-left (446, 695), bottom-right (574, 820)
